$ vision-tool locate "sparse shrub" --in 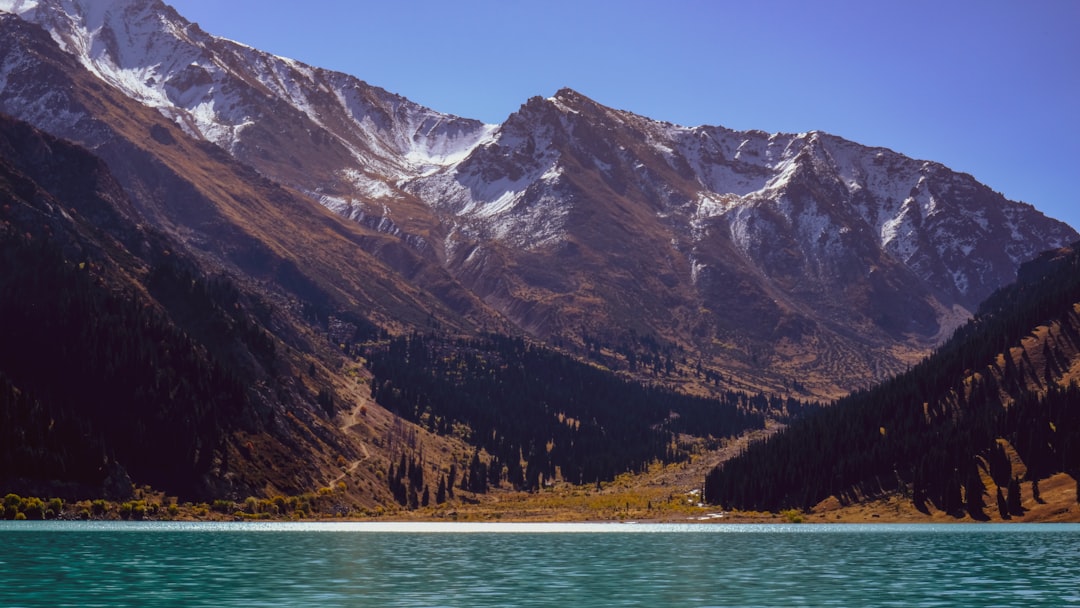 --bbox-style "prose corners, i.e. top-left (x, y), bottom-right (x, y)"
top-left (20, 497), bottom-right (45, 520)
top-left (781, 509), bottom-right (804, 524)
top-left (91, 499), bottom-right (107, 516)
top-left (3, 494), bottom-right (20, 520)
top-left (212, 499), bottom-right (234, 514)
